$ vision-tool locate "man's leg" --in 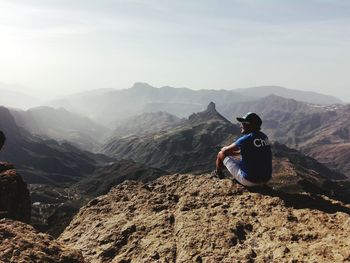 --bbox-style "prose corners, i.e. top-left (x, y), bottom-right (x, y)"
top-left (223, 157), bottom-right (264, 187)
top-left (211, 151), bottom-right (226, 178)
top-left (215, 151), bottom-right (226, 173)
